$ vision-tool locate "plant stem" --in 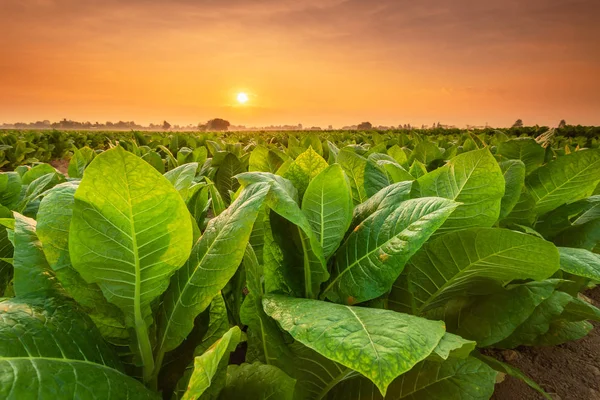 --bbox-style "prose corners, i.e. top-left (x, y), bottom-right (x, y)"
top-left (135, 310), bottom-right (155, 384)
